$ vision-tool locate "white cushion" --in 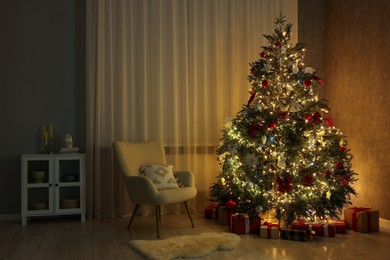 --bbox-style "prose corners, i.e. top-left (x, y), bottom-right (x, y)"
top-left (139, 164), bottom-right (179, 190)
